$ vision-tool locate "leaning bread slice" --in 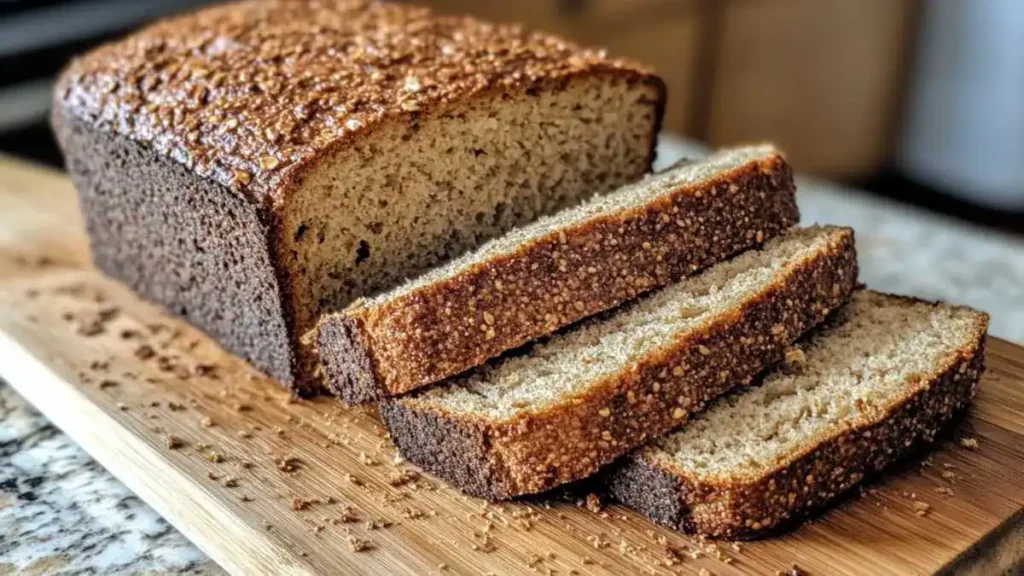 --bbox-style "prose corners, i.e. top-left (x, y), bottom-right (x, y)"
top-left (381, 226), bottom-right (857, 500)
top-left (317, 144), bottom-right (799, 404)
top-left (606, 290), bottom-right (989, 539)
